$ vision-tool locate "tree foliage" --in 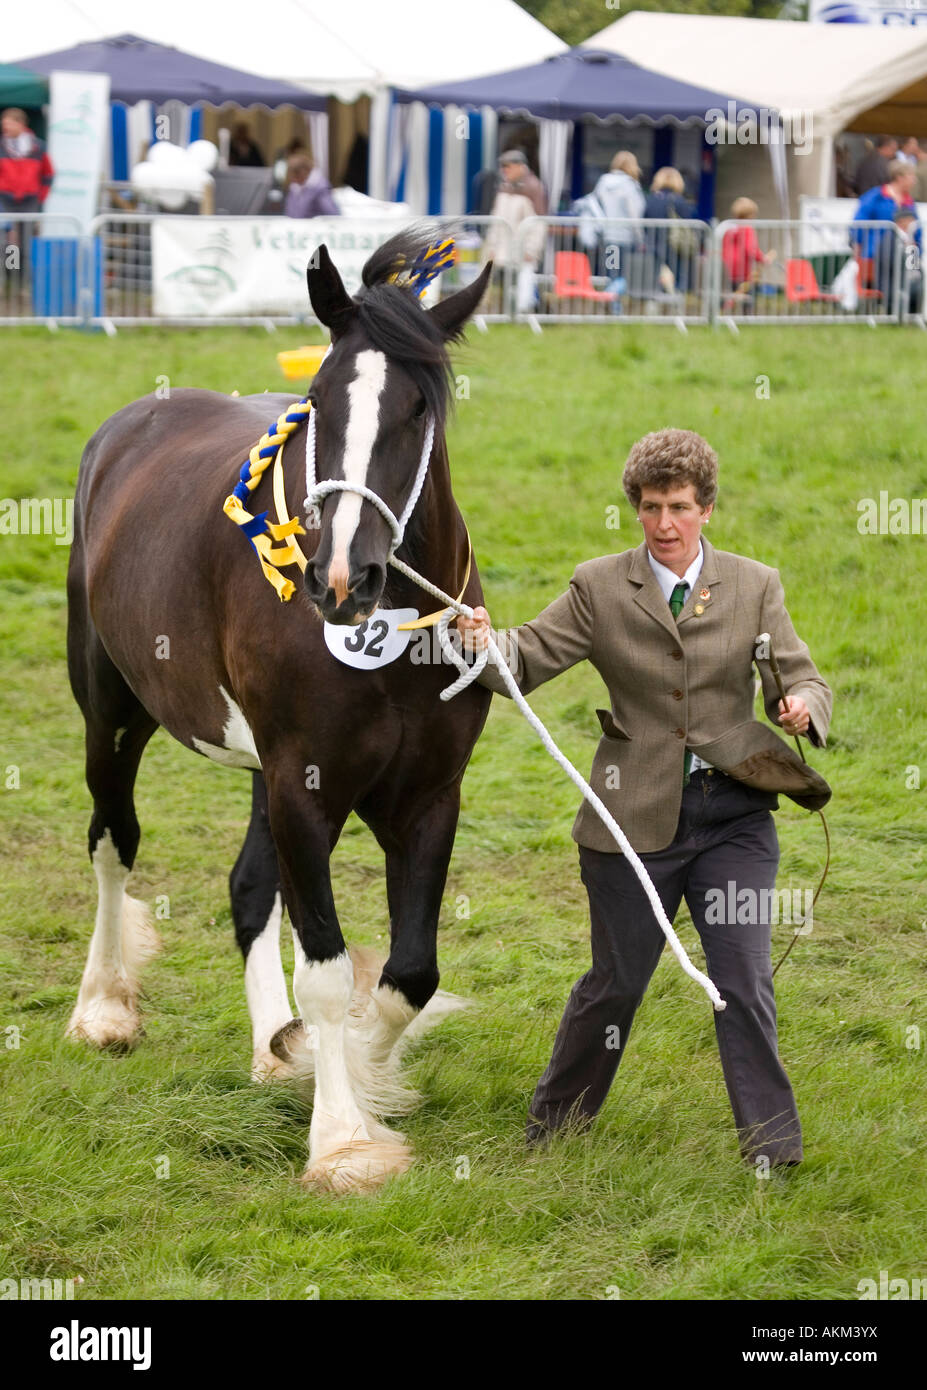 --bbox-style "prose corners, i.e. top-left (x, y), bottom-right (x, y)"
top-left (519, 1), bottom-right (795, 49)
